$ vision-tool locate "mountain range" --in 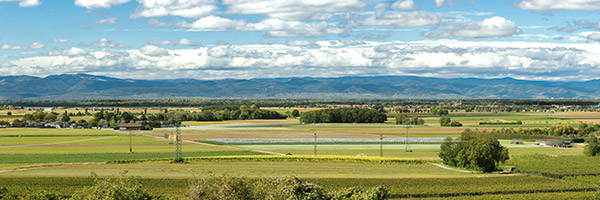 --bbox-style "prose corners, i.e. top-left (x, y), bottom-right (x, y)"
top-left (0, 74), bottom-right (599, 100)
